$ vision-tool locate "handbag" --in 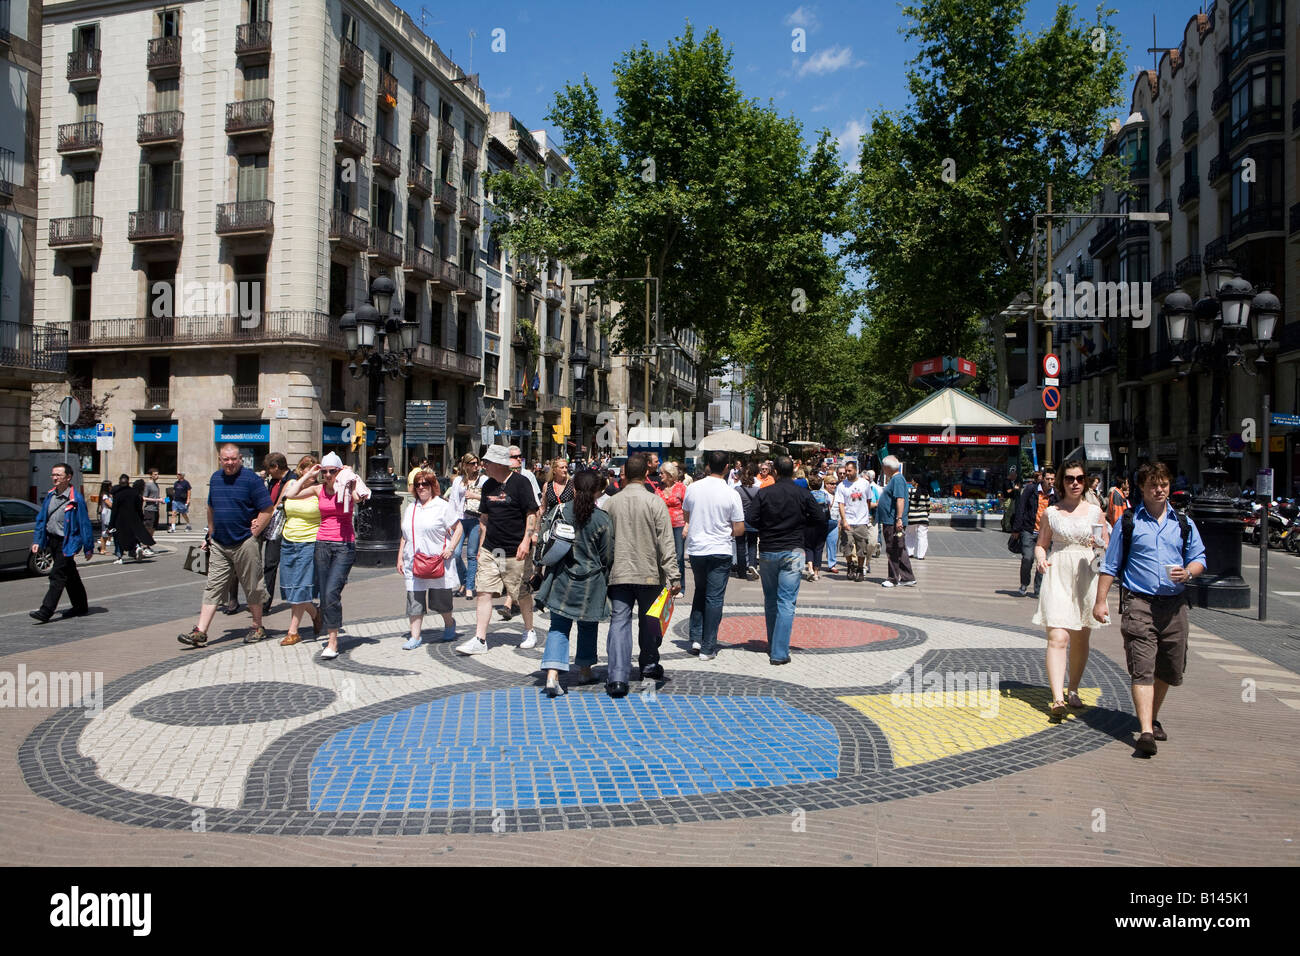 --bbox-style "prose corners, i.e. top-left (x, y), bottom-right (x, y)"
top-left (409, 504), bottom-right (445, 579)
top-left (265, 500), bottom-right (288, 542)
top-left (1007, 532), bottom-right (1021, 555)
